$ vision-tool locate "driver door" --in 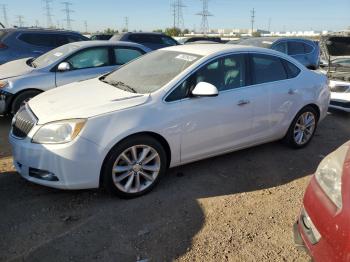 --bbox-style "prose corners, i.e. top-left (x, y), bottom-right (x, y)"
top-left (166, 54), bottom-right (255, 163)
top-left (55, 47), bottom-right (116, 87)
